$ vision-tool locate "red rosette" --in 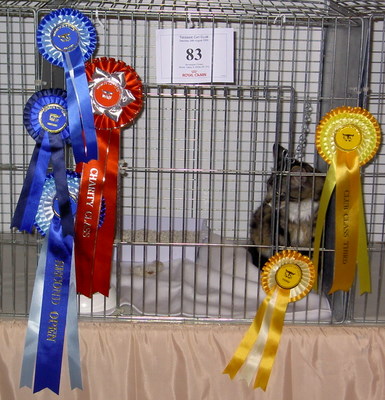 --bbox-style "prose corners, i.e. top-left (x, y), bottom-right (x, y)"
top-left (85, 57), bottom-right (143, 130)
top-left (76, 57), bottom-right (143, 297)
